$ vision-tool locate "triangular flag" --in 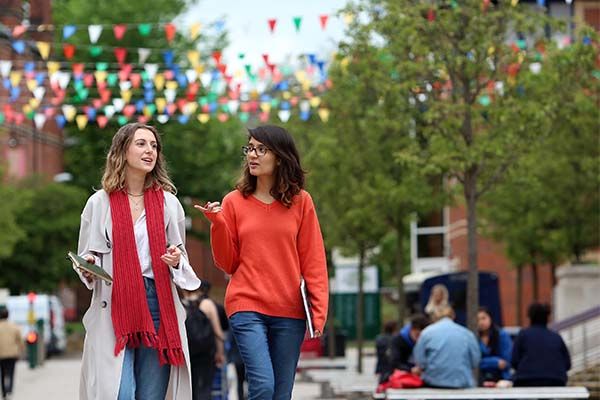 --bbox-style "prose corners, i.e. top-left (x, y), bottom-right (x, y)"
top-left (318, 108), bottom-right (330, 122)
top-left (63, 25), bottom-right (77, 40)
top-left (63, 44), bottom-right (76, 59)
top-left (33, 87), bottom-right (45, 101)
top-left (112, 98), bottom-right (125, 112)
top-left (76, 114), bottom-right (88, 130)
top-left (88, 25), bottom-right (103, 43)
top-left (62, 105), bottom-right (77, 122)
top-left (113, 24), bottom-right (127, 40)
top-left (268, 19), bottom-right (277, 33)
top-left (278, 110), bottom-right (291, 123)
top-left (12, 25), bottom-right (27, 37)
top-left (97, 115), bottom-right (108, 128)
top-left (293, 17), bottom-right (302, 33)
top-left (144, 64), bottom-right (159, 79)
top-left (212, 51), bottom-right (222, 64)
top-left (34, 113), bottom-right (46, 129)
top-left (187, 50), bottom-right (200, 66)
top-left (185, 69), bottom-right (198, 83)
top-left (12, 41), bottom-right (25, 54)
top-left (89, 46), bottom-right (103, 57)
top-left (319, 15), bottom-right (329, 30)
top-left (138, 23), bottom-right (152, 36)
top-left (198, 113), bottom-right (210, 124)
top-left (10, 71), bottom-right (22, 87)
top-left (114, 48), bottom-right (127, 64)
top-left (164, 23), bottom-right (176, 43)
top-left (157, 115), bottom-right (169, 124)
top-left (190, 23), bottom-right (201, 40)
top-left (104, 105), bottom-right (116, 118)
top-left (138, 48), bottom-right (151, 64)
top-left (262, 54), bottom-right (270, 65)
top-left (0, 61), bottom-right (12, 78)
top-left (47, 61), bottom-right (60, 75)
